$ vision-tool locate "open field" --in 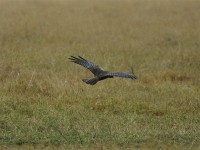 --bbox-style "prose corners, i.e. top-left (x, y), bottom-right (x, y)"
top-left (0, 0), bottom-right (200, 149)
